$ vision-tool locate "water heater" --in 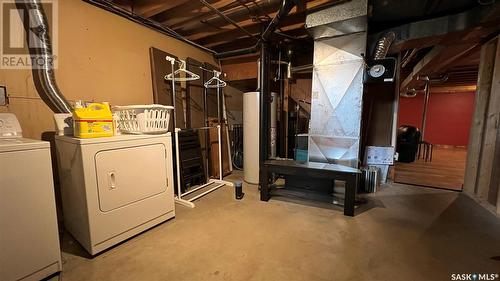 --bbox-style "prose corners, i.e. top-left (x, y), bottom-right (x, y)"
top-left (243, 92), bottom-right (277, 184)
